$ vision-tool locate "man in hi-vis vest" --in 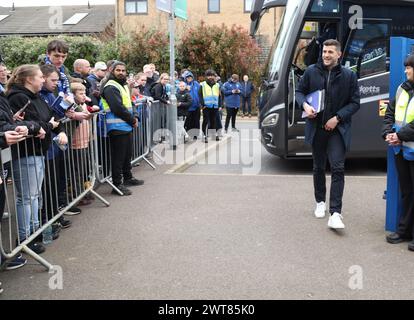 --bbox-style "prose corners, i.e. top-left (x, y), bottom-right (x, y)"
top-left (101, 61), bottom-right (144, 196)
top-left (199, 69), bottom-right (221, 143)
